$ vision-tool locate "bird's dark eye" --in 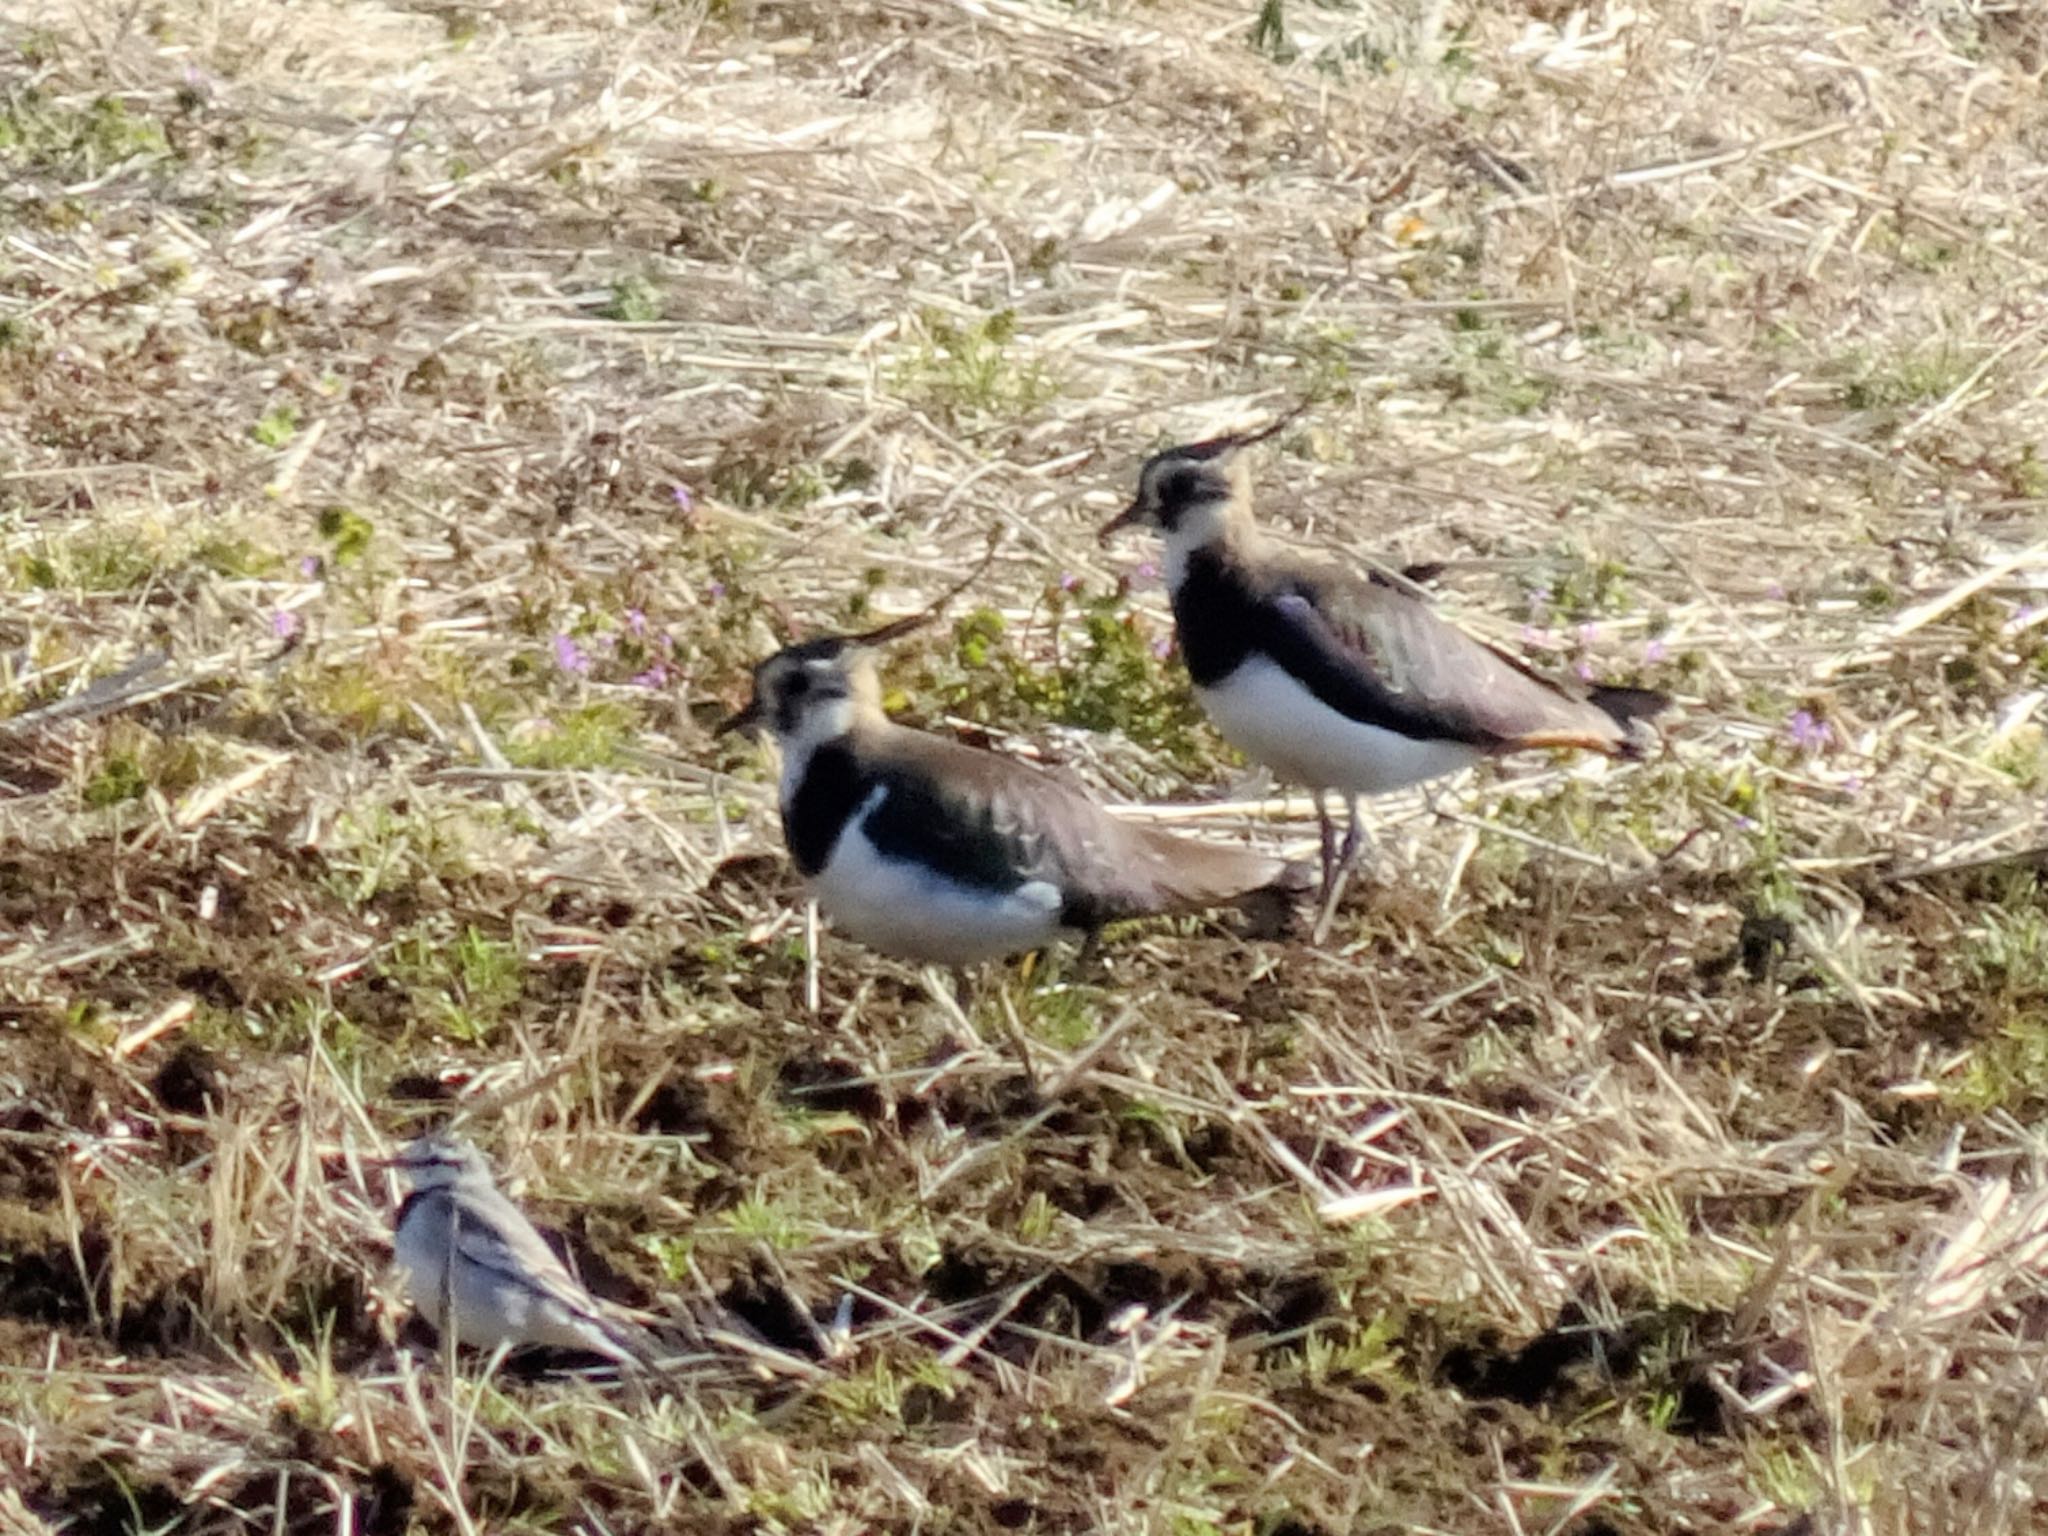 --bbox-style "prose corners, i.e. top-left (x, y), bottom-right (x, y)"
top-left (785, 672), bottom-right (811, 698)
